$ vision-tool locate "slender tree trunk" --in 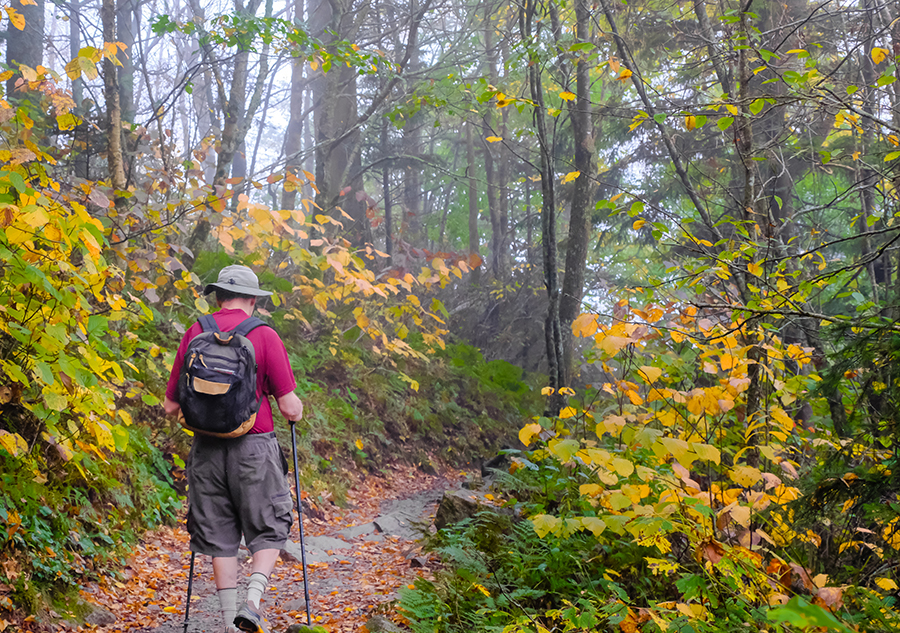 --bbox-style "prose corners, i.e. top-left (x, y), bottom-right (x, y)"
top-left (466, 118), bottom-right (481, 284)
top-left (102, 0), bottom-right (127, 212)
top-left (382, 118), bottom-right (393, 261)
top-left (858, 0), bottom-right (880, 302)
top-left (70, 0), bottom-right (89, 179)
top-left (482, 0), bottom-right (501, 279)
top-left (521, 0), bottom-right (564, 414)
top-left (282, 0), bottom-right (306, 210)
top-left (558, 0), bottom-right (594, 383)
